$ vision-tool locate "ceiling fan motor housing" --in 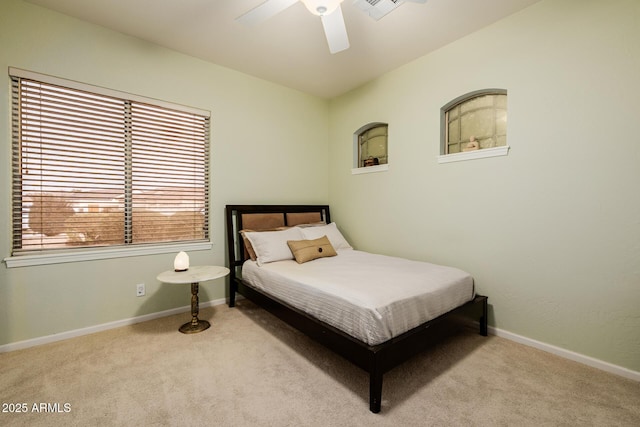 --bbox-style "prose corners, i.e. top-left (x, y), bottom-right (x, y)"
top-left (302, 0), bottom-right (344, 16)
